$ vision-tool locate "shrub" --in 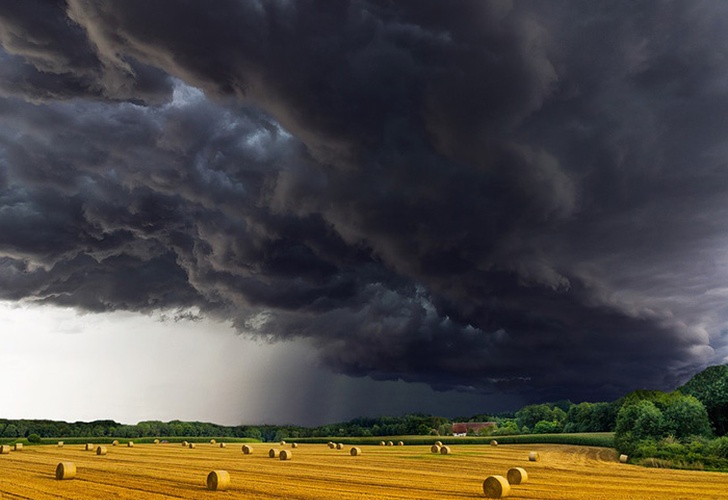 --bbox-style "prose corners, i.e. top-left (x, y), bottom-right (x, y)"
top-left (27, 434), bottom-right (41, 444)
